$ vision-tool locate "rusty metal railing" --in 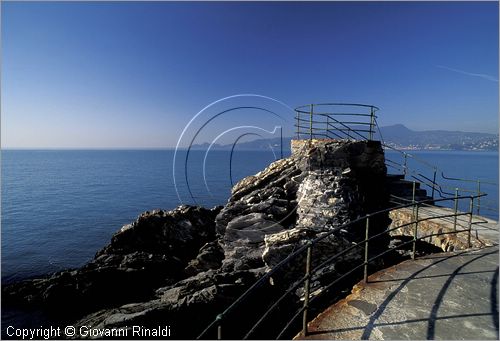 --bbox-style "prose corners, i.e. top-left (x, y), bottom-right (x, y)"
top-left (441, 172), bottom-right (498, 216)
top-left (294, 103), bottom-right (379, 141)
top-left (384, 151), bottom-right (498, 217)
top-left (294, 104), bottom-right (497, 217)
top-left (197, 193), bottom-right (487, 340)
